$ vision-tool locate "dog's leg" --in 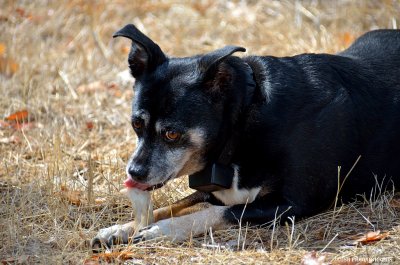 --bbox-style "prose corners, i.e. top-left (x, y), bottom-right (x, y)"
top-left (133, 202), bottom-right (301, 243)
top-left (133, 205), bottom-right (230, 243)
top-left (223, 202), bottom-right (302, 225)
top-left (91, 191), bottom-right (209, 251)
top-left (154, 191), bottom-right (210, 221)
